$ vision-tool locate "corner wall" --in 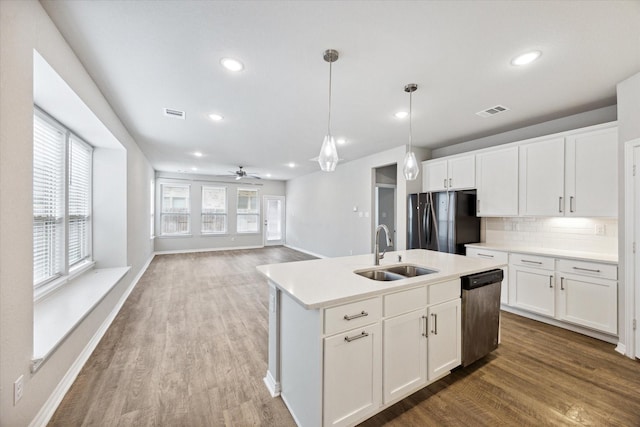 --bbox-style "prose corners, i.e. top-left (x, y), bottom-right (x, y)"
top-left (0, 1), bottom-right (154, 425)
